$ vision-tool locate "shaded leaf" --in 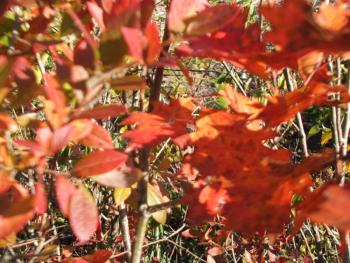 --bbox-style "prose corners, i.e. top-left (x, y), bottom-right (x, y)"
top-left (92, 164), bottom-right (142, 188)
top-left (74, 39), bottom-right (95, 70)
top-left (0, 183), bottom-right (35, 238)
top-left (307, 125), bottom-right (320, 139)
top-left (73, 104), bottom-right (127, 120)
top-left (111, 75), bottom-right (147, 91)
top-left (321, 129), bottom-right (332, 146)
top-left (0, 232), bottom-right (16, 248)
top-left (208, 246), bottom-right (225, 257)
top-left (298, 183), bottom-right (350, 232)
top-left (185, 4), bottom-right (241, 36)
